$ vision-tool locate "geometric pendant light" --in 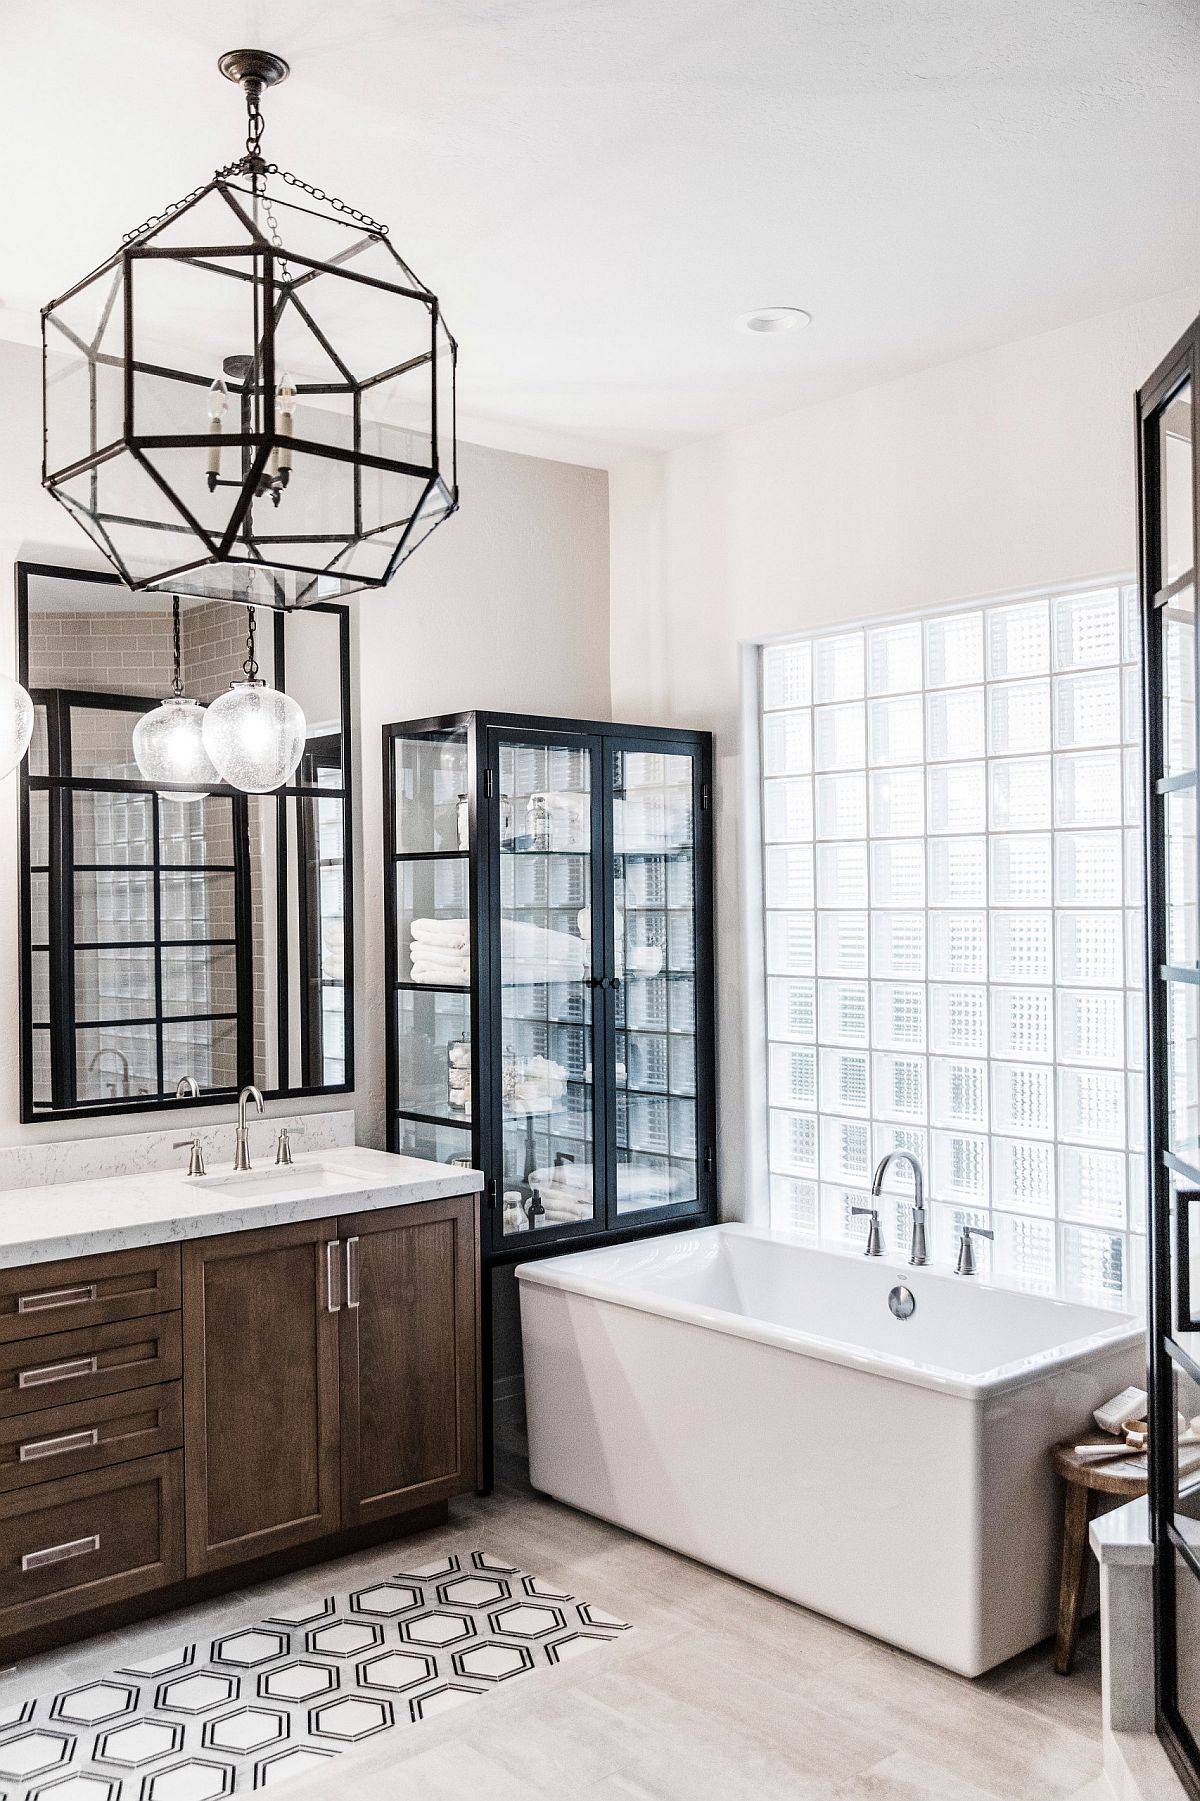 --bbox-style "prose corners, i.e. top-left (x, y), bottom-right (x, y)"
top-left (41, 49), bottom-right (458, 611)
